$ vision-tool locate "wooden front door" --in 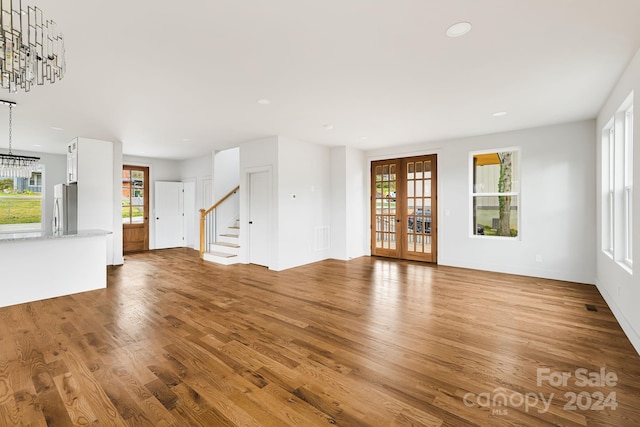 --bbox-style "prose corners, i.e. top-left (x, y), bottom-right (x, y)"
top-left (122, 165), bottom-right (149, 252)
top-left (371, 155), bottom-right (437, 263)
